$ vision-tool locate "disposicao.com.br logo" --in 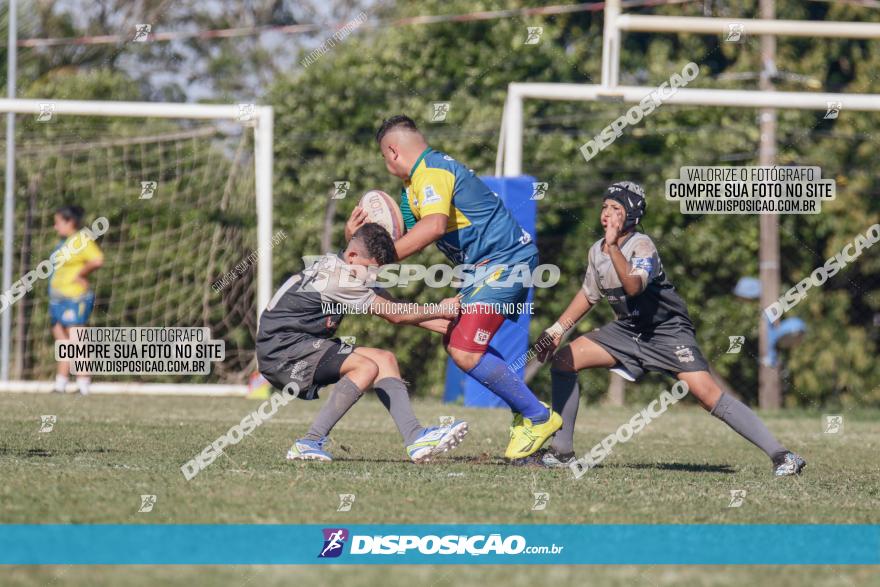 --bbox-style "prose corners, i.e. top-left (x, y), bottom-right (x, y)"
top-left (319, 528), bottom-right (564, 558)
top-left (318, 528), bottom-right (349, 558)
